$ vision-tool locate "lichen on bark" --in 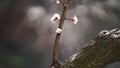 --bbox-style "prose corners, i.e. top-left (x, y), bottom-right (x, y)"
top-left (58, 29), bottom-right (120, 68)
